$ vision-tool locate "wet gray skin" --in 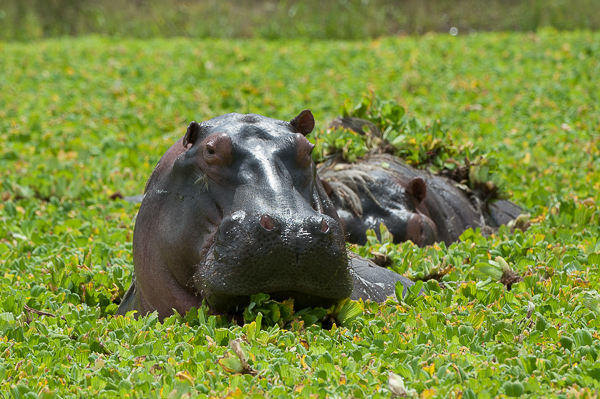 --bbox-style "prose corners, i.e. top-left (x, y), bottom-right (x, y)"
top-left (320, 154), bottom-right (523, 247)
top-left (117, 111), bottom-right (413, 320)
